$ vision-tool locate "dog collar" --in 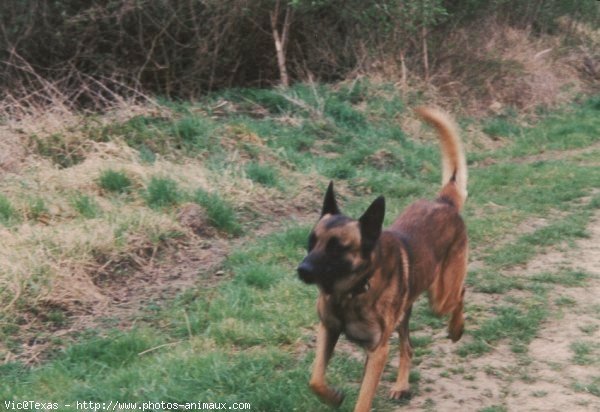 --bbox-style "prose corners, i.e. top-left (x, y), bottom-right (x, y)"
top-left (349, 278), bottom-right (370, 298)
